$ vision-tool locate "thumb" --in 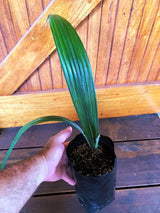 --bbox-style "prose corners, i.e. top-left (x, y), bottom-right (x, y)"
top-left (62, 170), bottom-right (76, 186)
top-left (52, 127), bottom-right (72, 144)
